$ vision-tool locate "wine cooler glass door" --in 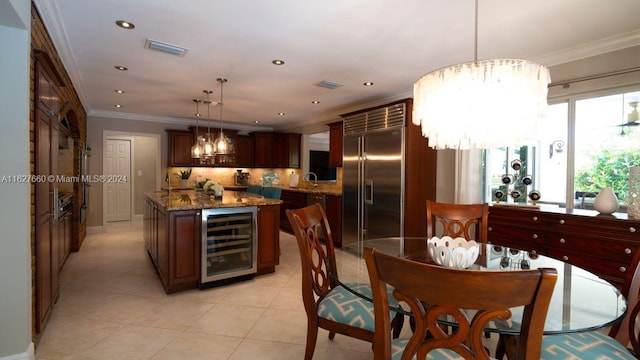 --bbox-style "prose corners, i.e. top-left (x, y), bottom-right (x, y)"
top-left (201, 206), bottom-right (257, 283)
